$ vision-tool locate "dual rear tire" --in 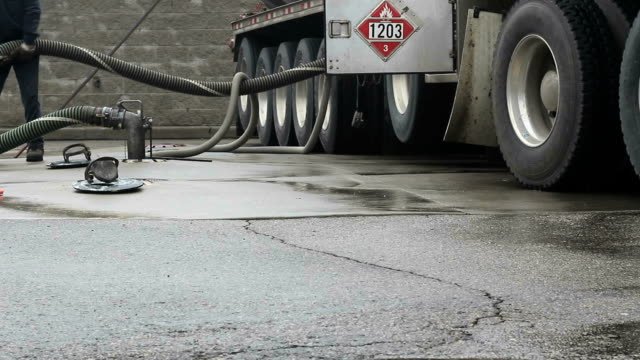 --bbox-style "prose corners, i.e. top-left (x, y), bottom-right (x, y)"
top-left (620, 10), bottom-right (640, 178)
top-left (384, 74), bottom-right (455, 146)
top-left (273, 41), bottom-right (299, 146)
top-left (238, 37), bottom-right (363, 153)
top-left (493, 0), bottom-right (636, 190)
top-left (293, 38), bottom-right (322, 147)
top-left (235, 38), bottom-right (259, 136)
top-left (255, 47), bottom-right (278, 146)
top-left (271, 38), bottom-right (325, 147)
top-left (316, 40), bottom-right (358, 154)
